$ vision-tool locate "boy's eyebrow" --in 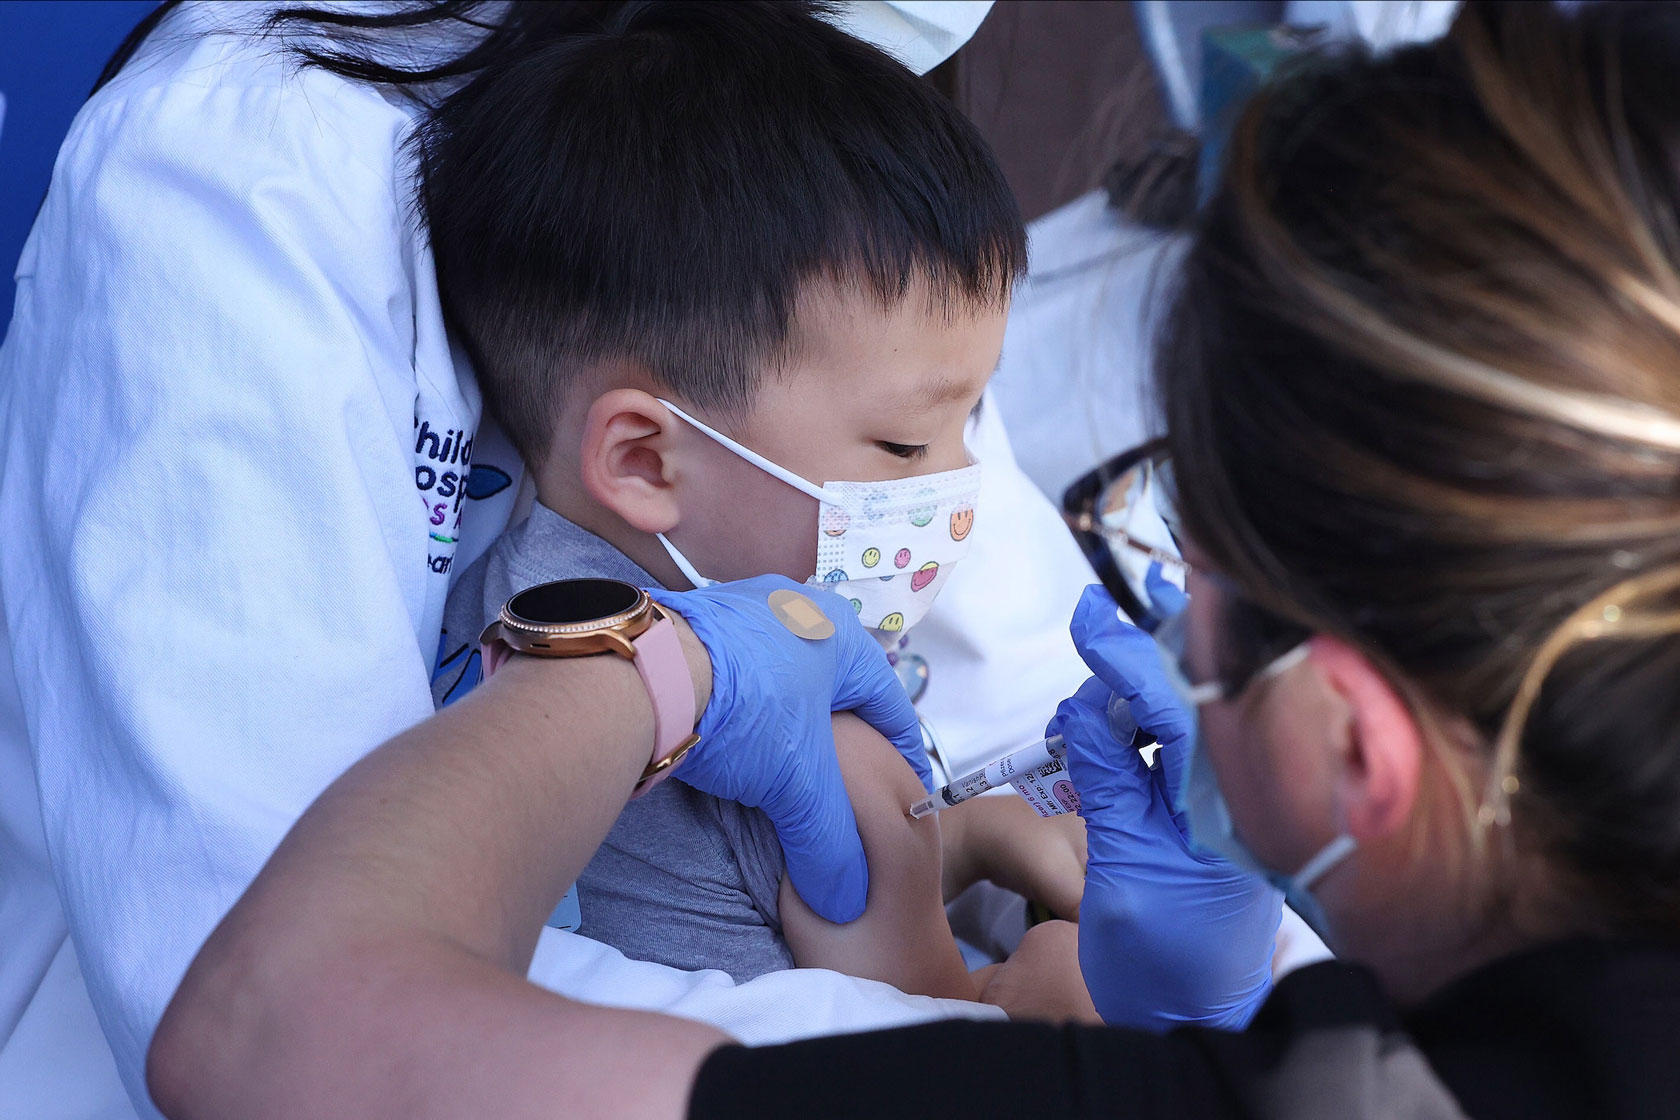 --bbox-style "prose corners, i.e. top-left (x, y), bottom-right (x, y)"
top-left (880, 352), bottom-right (1002, 417)
top-left (890, 375), bottom-right (979, 412)
top-left (926, 377), bottom-right (973, 405)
